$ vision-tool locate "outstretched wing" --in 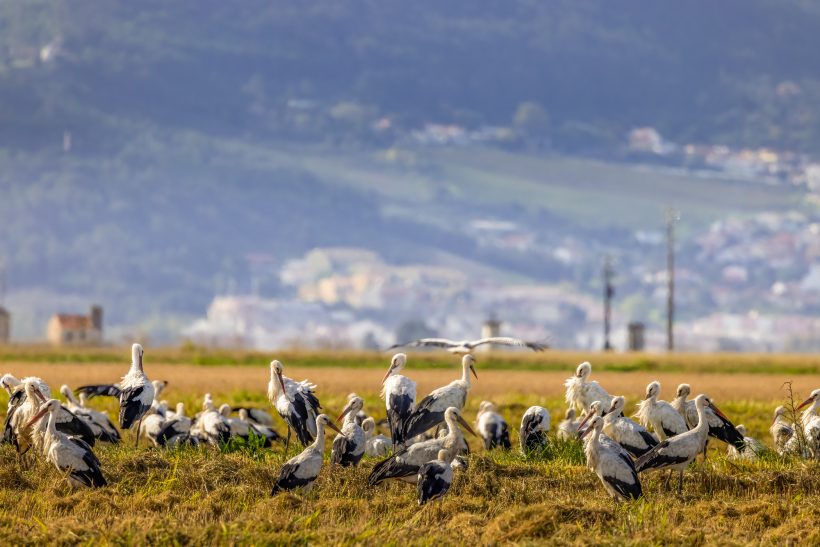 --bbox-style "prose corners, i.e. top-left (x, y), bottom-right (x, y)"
top-left (76, 384), bottom-right (122, 399)
top-left (470, 337), bottom-right (548, 351)
top-left (386, 338), bottom-right (457, 351)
